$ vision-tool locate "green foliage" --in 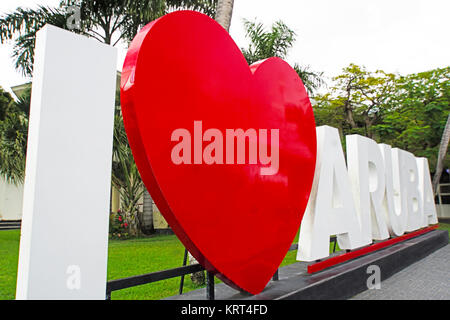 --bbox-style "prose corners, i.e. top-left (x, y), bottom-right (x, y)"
top-left (314, 64), bottom-right (450, 171)
top-left (293, 63), bottom-right (325, 97)
top-left (0, 0), bottom-right (217, 77)
top-left (0, 86), bottom-right (30, 185)
top-left (0, 113), bottom-right (28, 184)
top-left (0, 87), bottom-right (16, 121)
top-left (0, 5), bottom-right (69, 77)
top-left (116, 148), bottom-right (144, 237)
top-left (242, 19), bottom-right (296, 65)
top-left (241, 19), bottom-right (324, 95)
top-left (109, 210), bottom-right (130, 240)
